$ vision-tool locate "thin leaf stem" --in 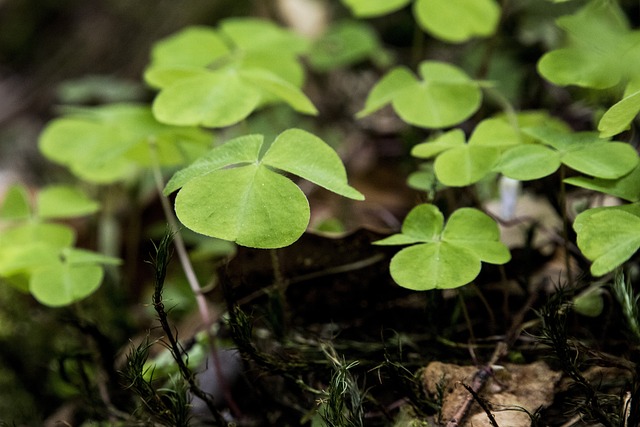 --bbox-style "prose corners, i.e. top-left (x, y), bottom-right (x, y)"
top-left (559, 165), bottom-right (574, 287)
top-left (457, 290), bottom-right (476, 345)
top-left (147, 139), bottom-right (241, 418)
top-left (149, 147), bottom-right (211, 329)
